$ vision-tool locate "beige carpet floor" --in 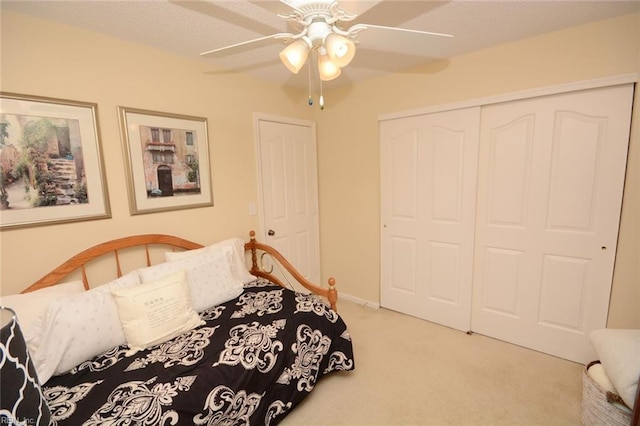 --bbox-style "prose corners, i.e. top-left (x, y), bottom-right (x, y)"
top-left (281, 300), bottom-right (584, 425)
